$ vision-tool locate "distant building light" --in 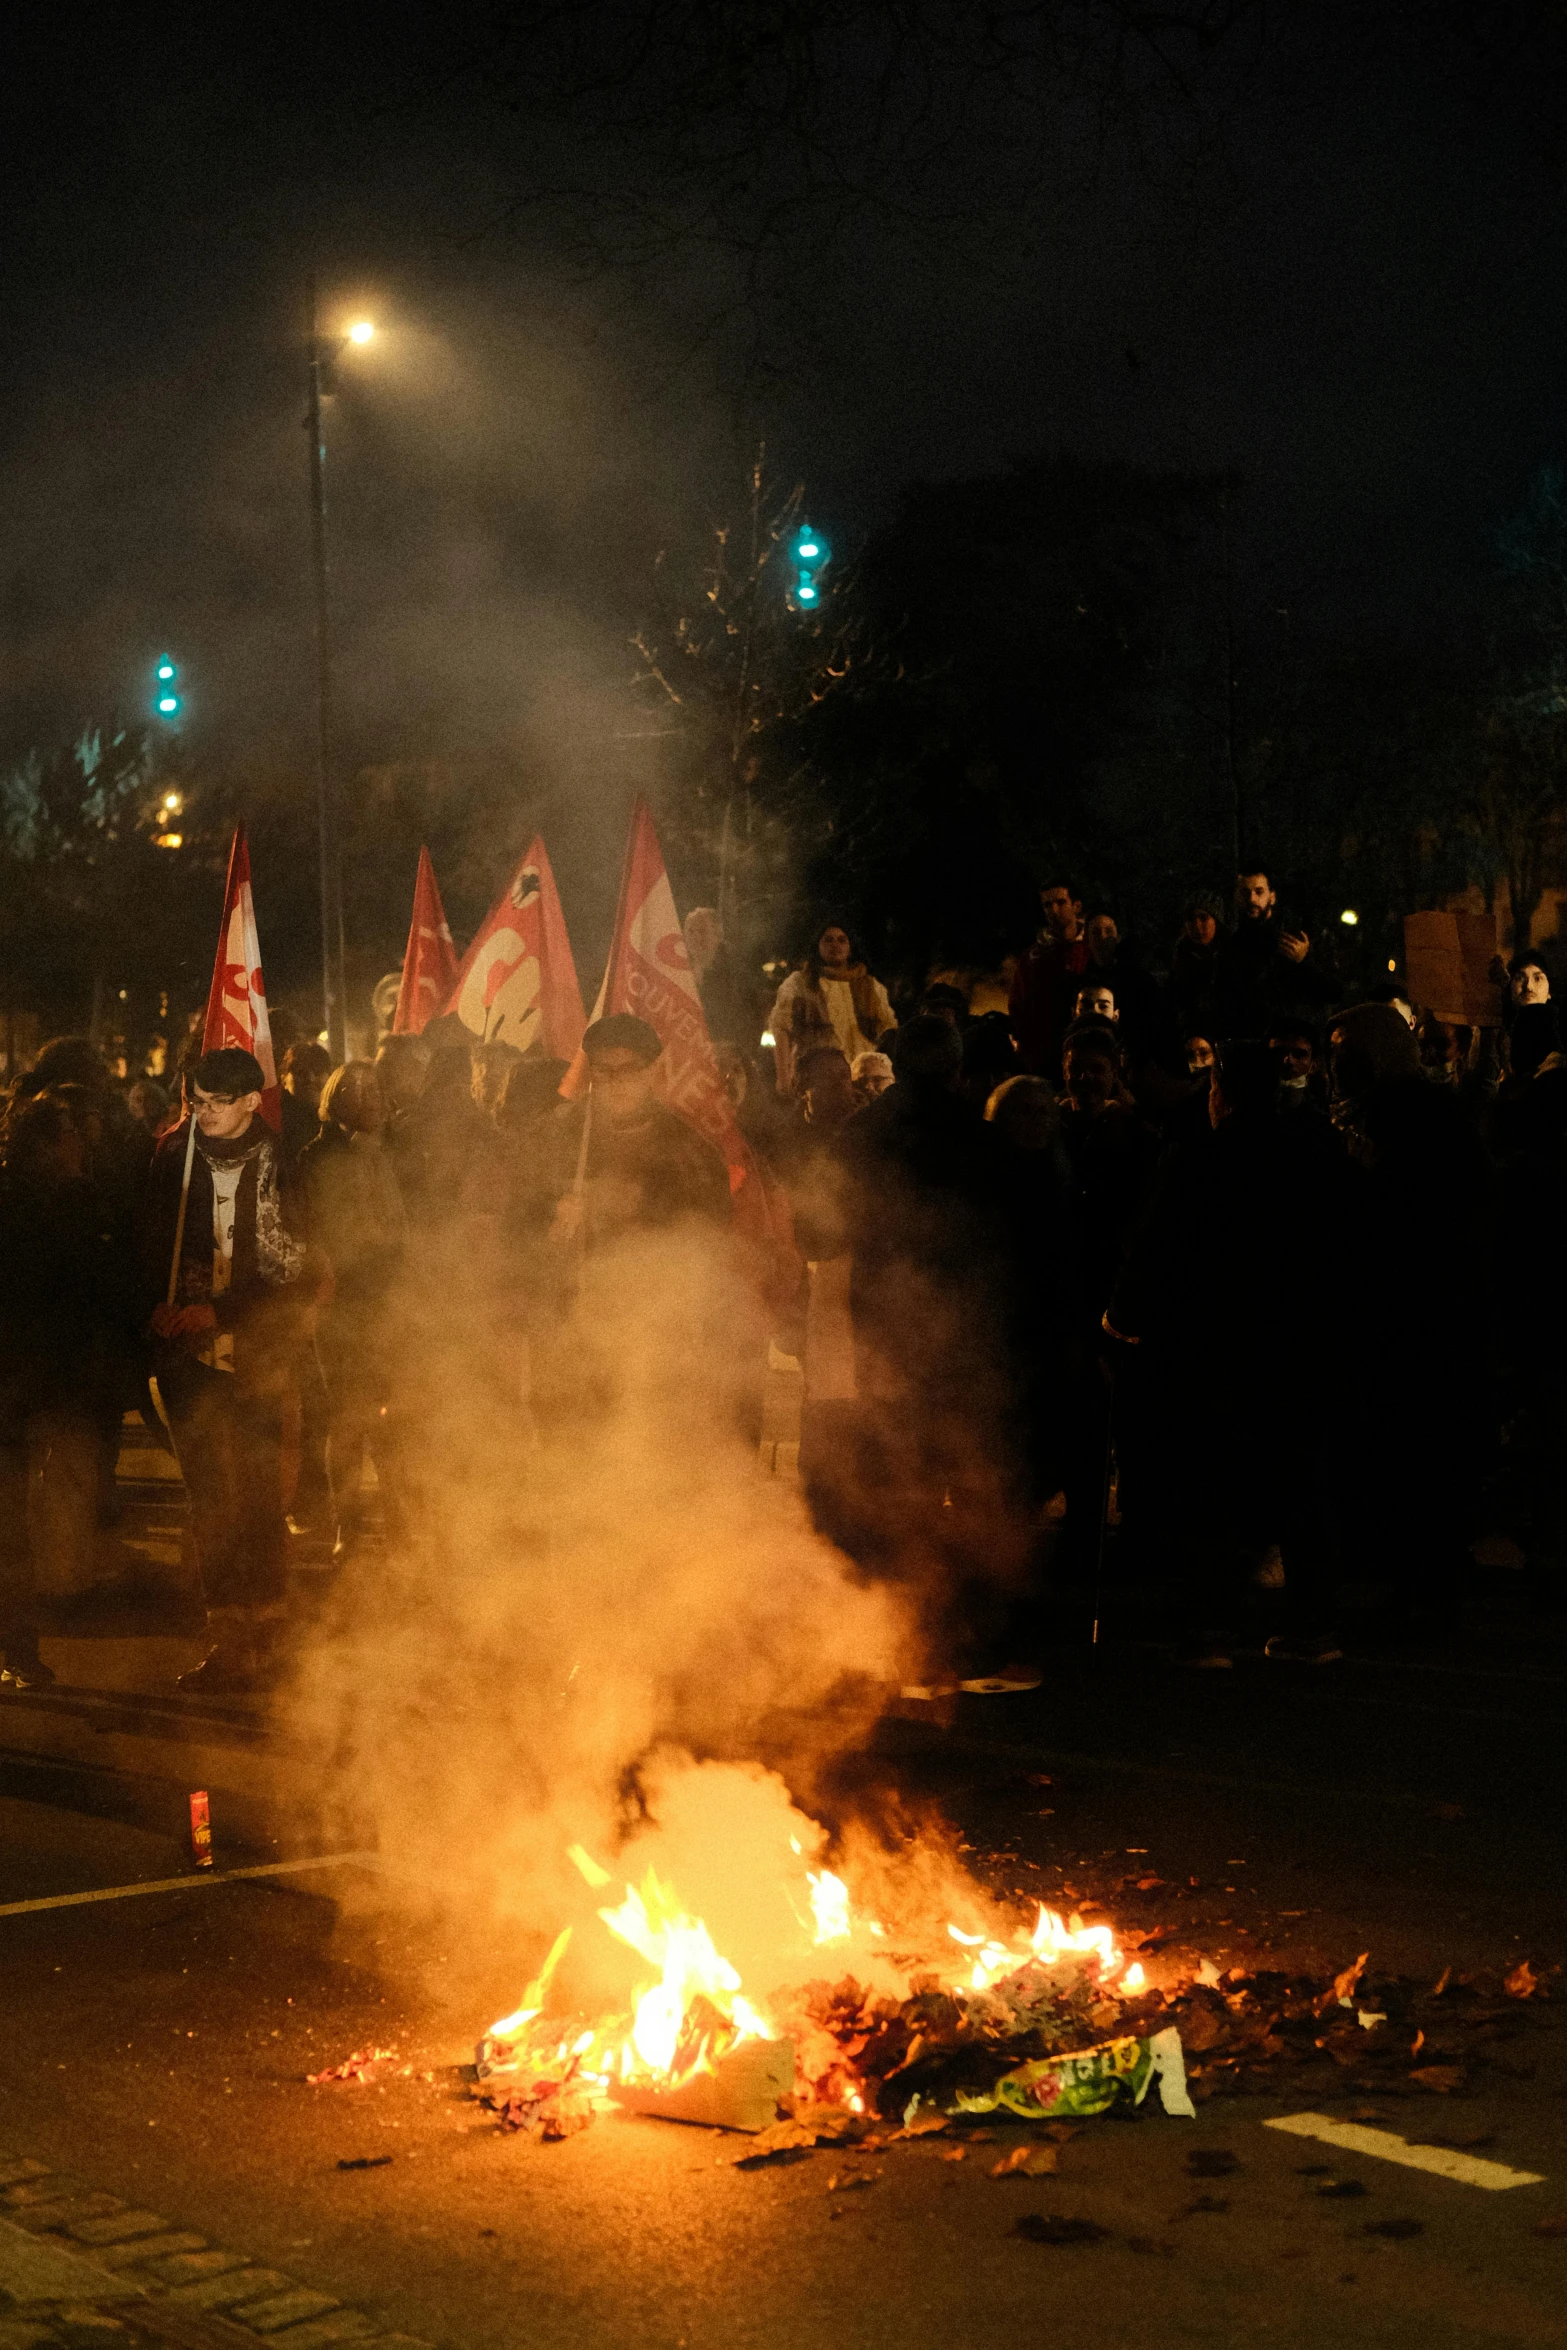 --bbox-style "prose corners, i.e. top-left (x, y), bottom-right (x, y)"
top-left (760, 1030), bottom-right (776, 1049)
top-left (1387, 958), bottom-right (1397, 973)
top-left (154, 831), bottom-right (183, 850)
top-left (1340, 908), bottom-right (1359, 926)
